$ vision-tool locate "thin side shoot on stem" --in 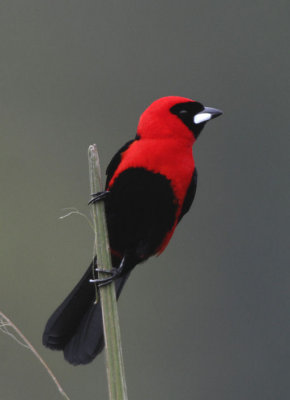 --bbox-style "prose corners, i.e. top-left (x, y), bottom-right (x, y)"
top-left (0, 310), bottom-right (70, 400)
